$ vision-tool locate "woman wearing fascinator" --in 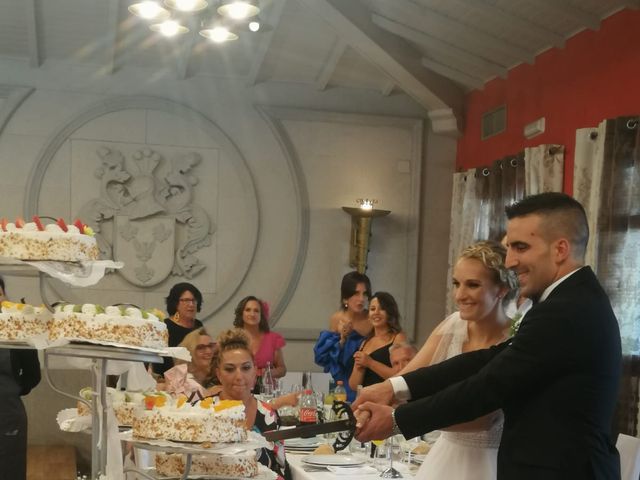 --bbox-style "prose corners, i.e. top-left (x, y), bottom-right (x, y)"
top-left (233, 296), bottom-right (287, 386)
